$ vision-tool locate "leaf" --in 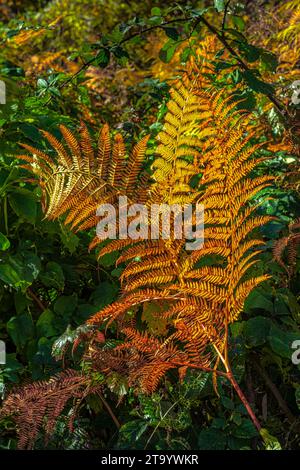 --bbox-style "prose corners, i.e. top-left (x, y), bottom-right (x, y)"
top-left (36, 309), bottom-right (58, 338)
top-left (233, 418), bottom-right (258, 439)
top-left (142, 301), bottom-right (168, 335)
top-left (98, 250), bottom-right (119, 267)
top-left (244, 289), bottom-right (273, 313)
top-left (221, 396), bottom-right (235, 410)
top-left (37, 78), bottom-right (48, 89)
top-left (238, 43), bottom-right (260, 62)
top-left (163, 27), bottom-right (179, 41)
top-left (214, 0), bottom-right (225, 12)
top-left (1, 353), bottom-right (23, 383)
top-left (95, 48), bottom-right (110, 68)
top-left (232, 16), bottom-right (245, 31)
top-left (180, 47), bottom-right (193, 63)
top-left (54, 294), bottom-right (78, 318)
top-left (0, 263), bottom-right (23, 287)
top-left (39, 261), bottom-right (65, 289)
top-left (111, 46), bottom-right (129, 60)
top-left (198, 428), bottom-right (226, 449)
top-left (7, 312), bottom-right (34, 350)
top-left (89, 281), bottom-right (119, 309)
top-left (243, 316), bottom-right (272, 347)
top-left (0, 233), bottom-right (10, 251)
top-left (242, 70), bottom-right (274, 95)
top-left (159, 40), bottom-right (179, 64)
top-left (60, 224), bottom-right (79, 253)
top-left (107, 372), bottom-right (128, 396)
top-left (260, 51), bottom-right (278, 72)
top-left (8, 188), bottom-right (37, 223)
top-left (260, 428), bottom-right (282, 450)
top-left (151, 7), bottom-right (161, 16)
top-left (268, 324), bottom-right (300, 359)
